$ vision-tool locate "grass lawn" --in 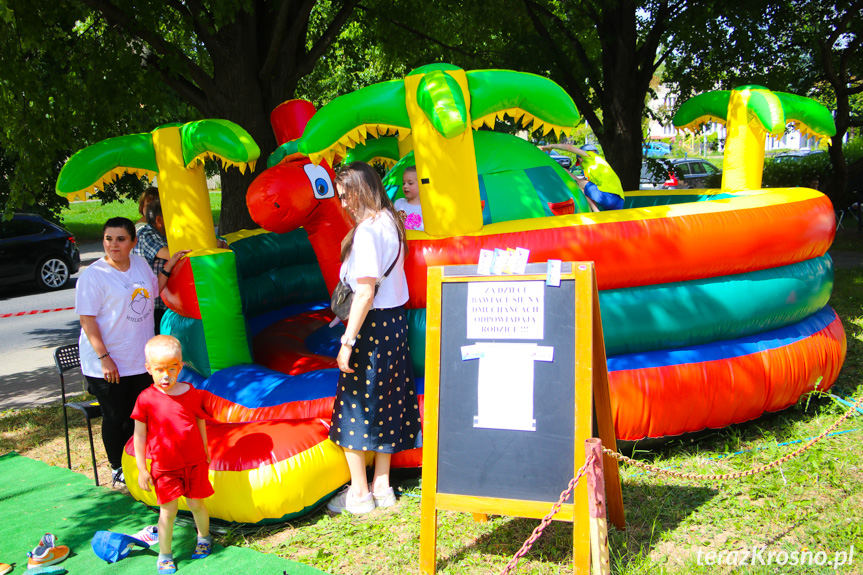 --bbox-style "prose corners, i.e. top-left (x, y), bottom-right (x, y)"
top-left (3, 231), bottom-right (861, 573)
top-left (58, 193), bottom-right (222, 242)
